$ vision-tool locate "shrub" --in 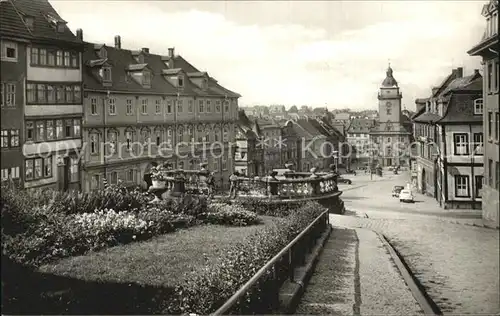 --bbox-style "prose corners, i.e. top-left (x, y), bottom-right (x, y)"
top-left (233, 198), bottom-right (305, 217)
top-left (203, 203), bottom-right (261, 226)
top-left (164, 202), bottom-right (327, 315)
